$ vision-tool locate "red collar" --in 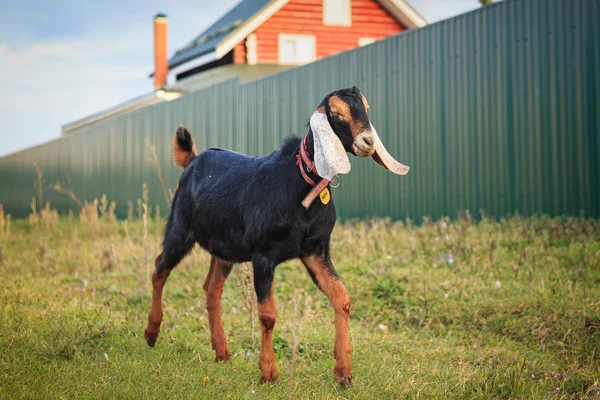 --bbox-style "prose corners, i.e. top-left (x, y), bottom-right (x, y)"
top-left (296, 134), bottom-right (332, 209)
top-left (296, 134), bottom-right (317, 185)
